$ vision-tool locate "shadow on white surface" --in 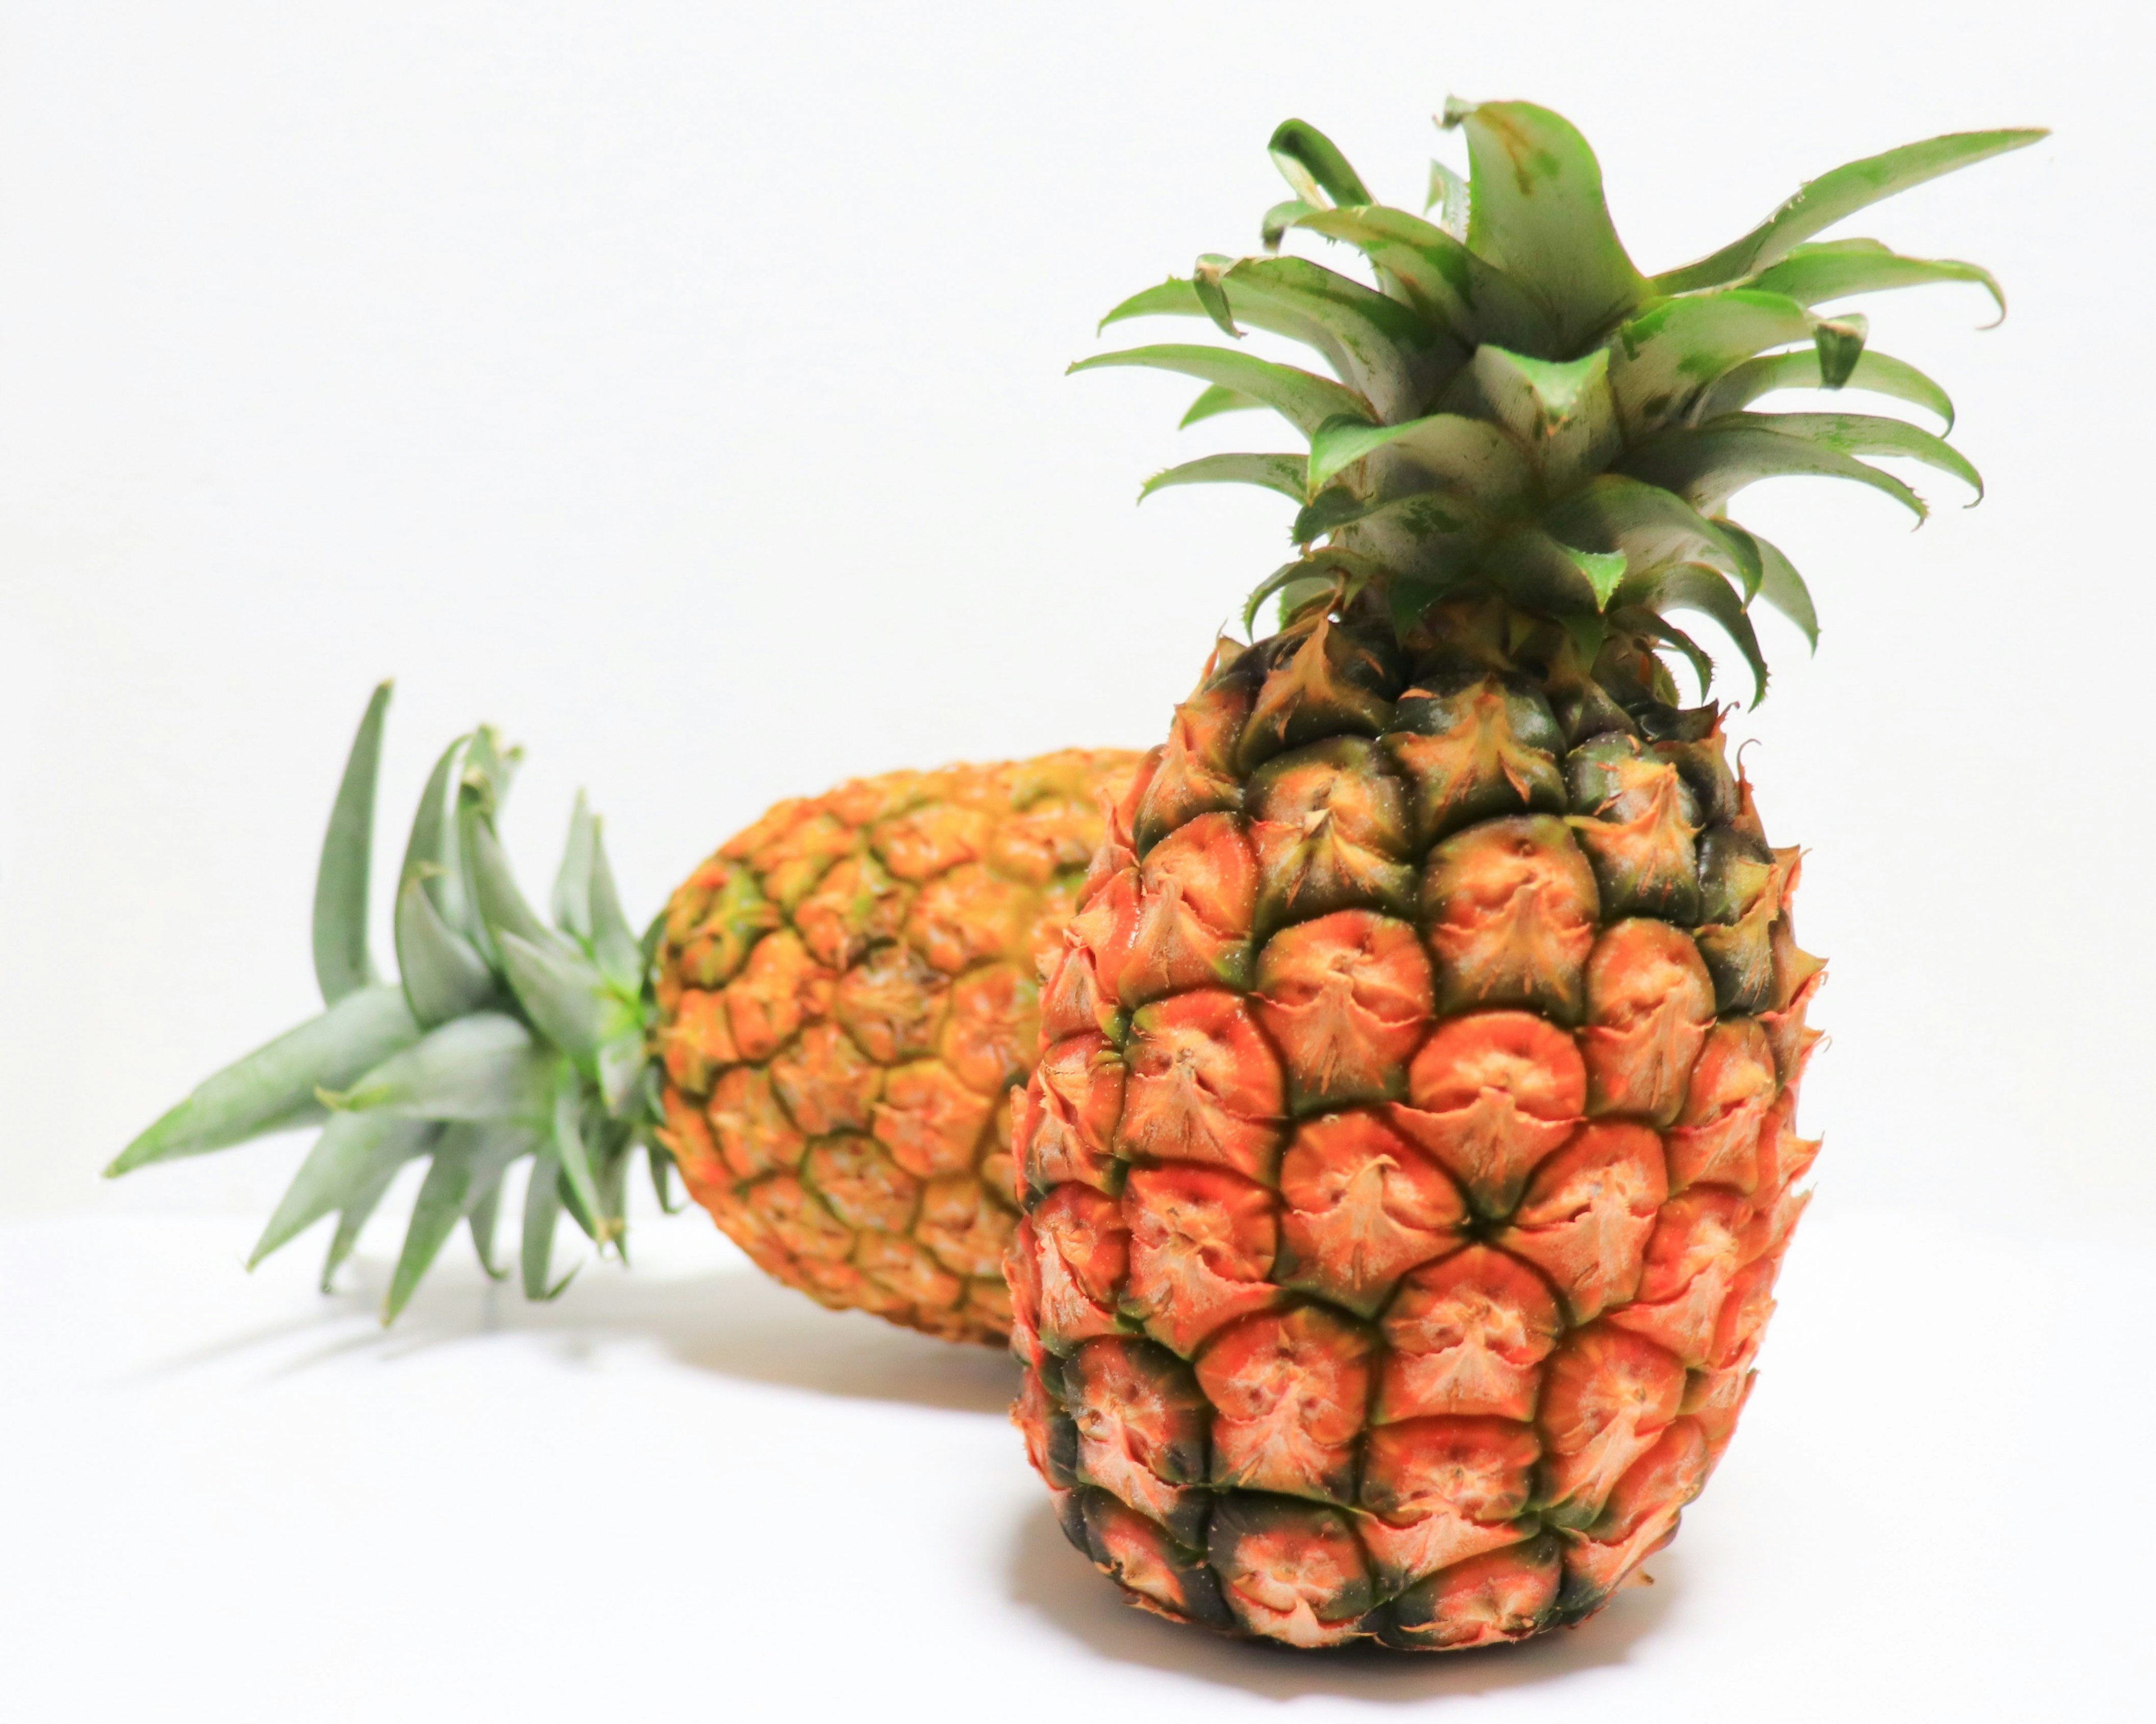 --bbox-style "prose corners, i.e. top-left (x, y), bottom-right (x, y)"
top-left (1006, 1502), bottom-right (1678, 1701)
top-left (120, 1253), bottom-right (1019, 1415)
